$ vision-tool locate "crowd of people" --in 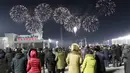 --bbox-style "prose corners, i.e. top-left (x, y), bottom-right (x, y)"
top-left (0, 43), bottom-right (130, 73)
